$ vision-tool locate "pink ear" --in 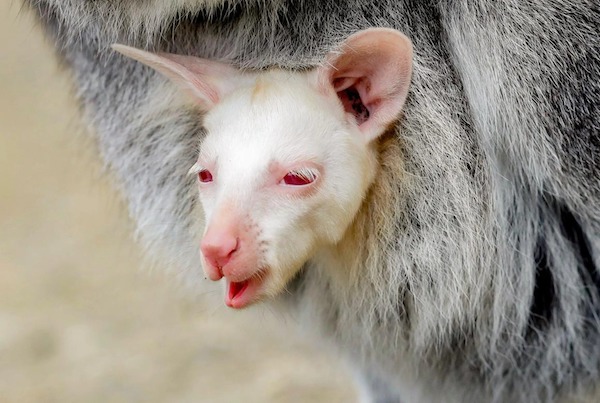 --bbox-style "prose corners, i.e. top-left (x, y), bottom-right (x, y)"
top-left (111, 44), bottom-right (244, 109)
top-left (319, 28), bottom-right (413, 142)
